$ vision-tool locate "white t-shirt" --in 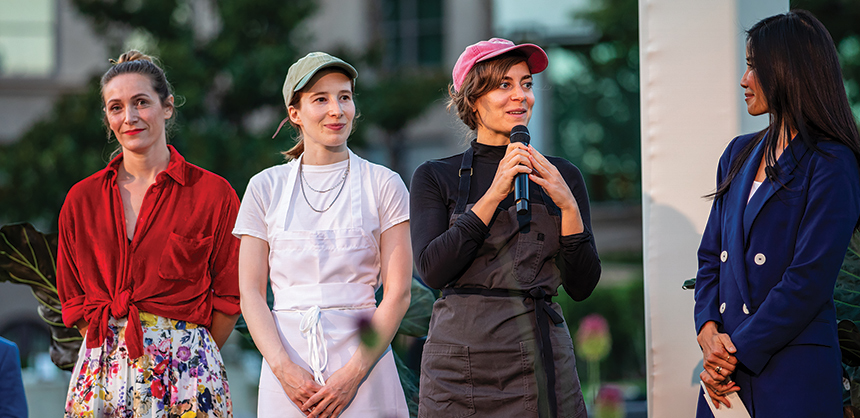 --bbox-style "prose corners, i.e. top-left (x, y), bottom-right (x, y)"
top-left (232, 152), bottom-right (409, 254)
top-left (233, 152), bottom-right (411, 417)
